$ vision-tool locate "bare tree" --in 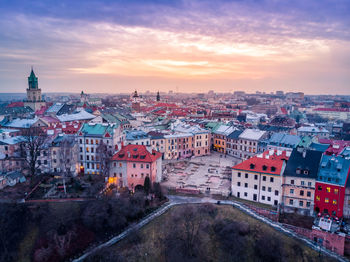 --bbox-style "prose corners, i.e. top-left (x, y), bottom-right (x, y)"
top-left (96, 141), bottom-right (112, 177)
top-left (19, 126), bottom-right (47, 177)
top-left (58, 137), bottom-right (76, 195)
